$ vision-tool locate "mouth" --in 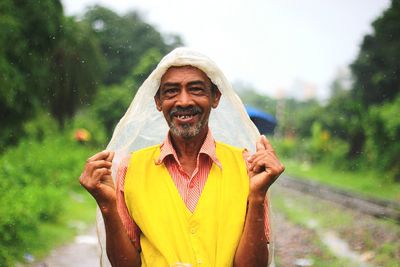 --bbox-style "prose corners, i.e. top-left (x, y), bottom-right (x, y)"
top-left (174, 113), bottom-right (198, 123)
top-left (170, 107), bottom-right (202, 124)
